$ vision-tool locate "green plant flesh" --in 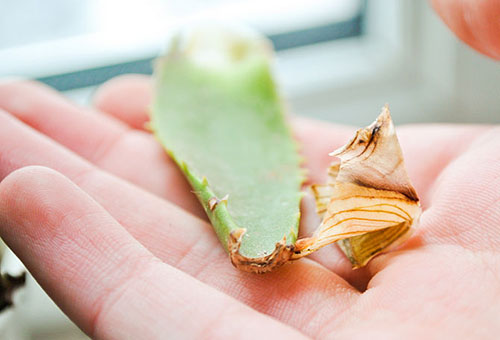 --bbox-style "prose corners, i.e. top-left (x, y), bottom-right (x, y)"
top-left (151, 28), bottom-right (303, 272)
